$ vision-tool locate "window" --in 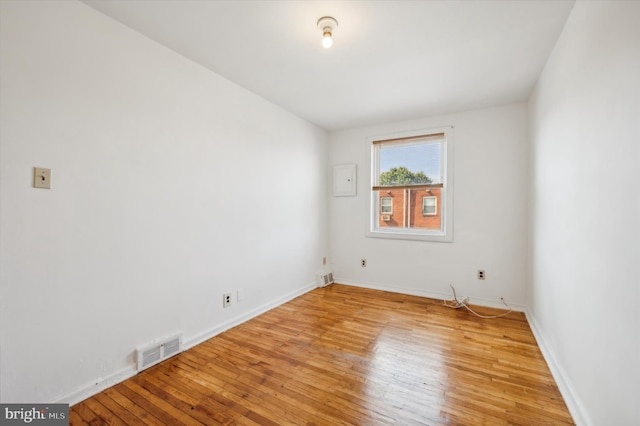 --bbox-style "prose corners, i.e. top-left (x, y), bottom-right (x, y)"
top-left (368, 127), bottom-right (453, 242)
top-left (422, 196), bottom-right (437, 215)
top-left (380, 197), bottom-right (393, 214)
